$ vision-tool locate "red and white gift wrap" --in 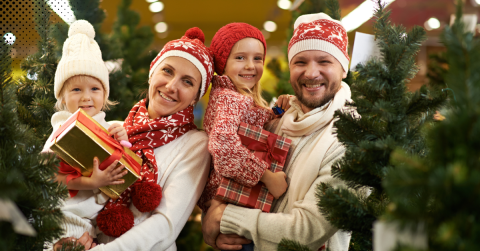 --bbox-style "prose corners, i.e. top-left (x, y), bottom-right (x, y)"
top-left (215, 122), bottom-right (291, 213)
